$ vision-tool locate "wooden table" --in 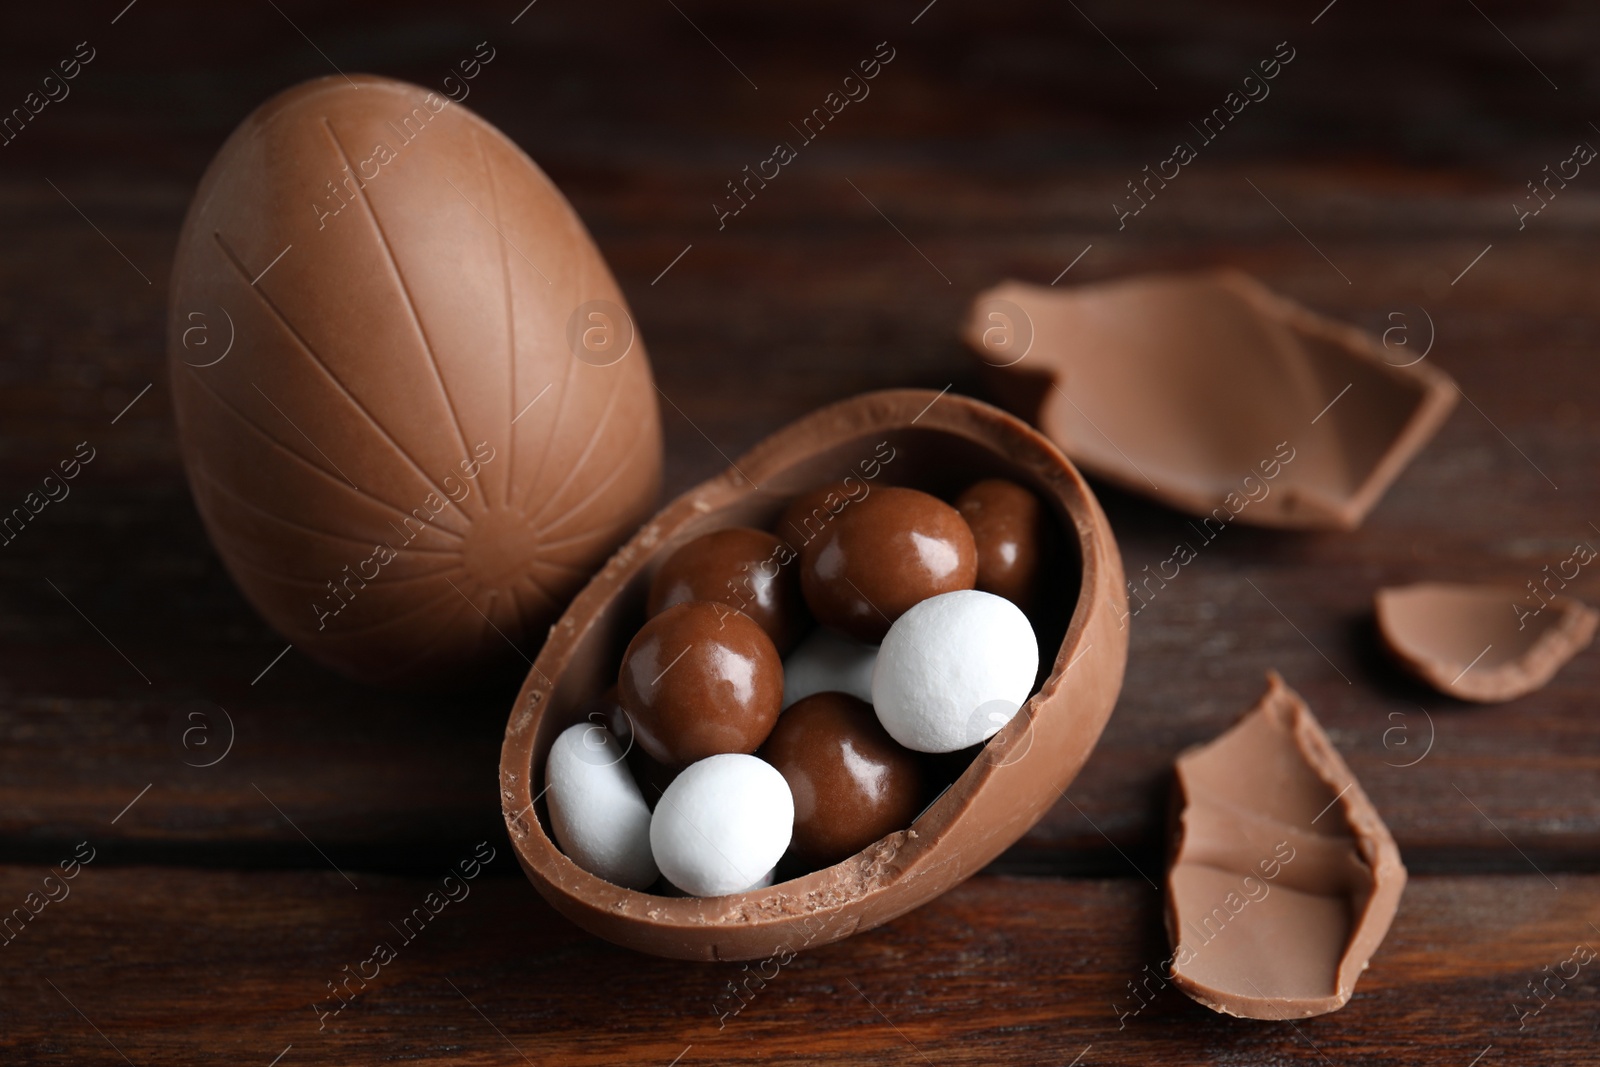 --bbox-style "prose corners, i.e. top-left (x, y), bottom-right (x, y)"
top-left (3, 2), bottom-right (1597, 1062)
